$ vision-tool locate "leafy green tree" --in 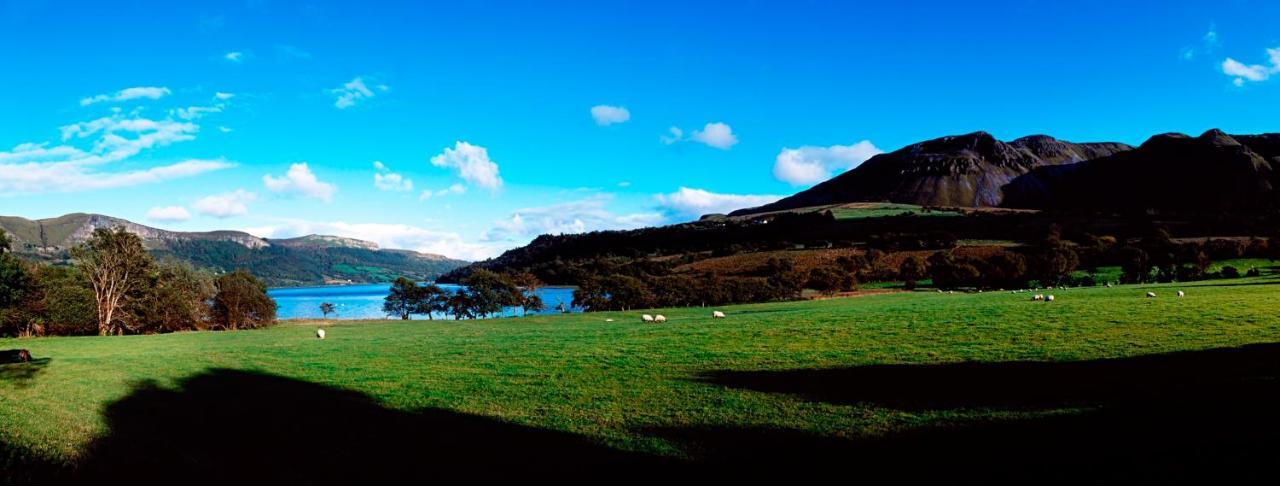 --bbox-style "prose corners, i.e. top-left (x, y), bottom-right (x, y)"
top-left (319, 302), bottom-right (336, 319)
top-left (1119, 247), bottom-right (1152, 283)
top-left (129, 262), bottom-right (215, 333)
top-left (411, 283), bottom-right (449, 320)
top-left (212, 270), bottom-right (276, 330)
top-left (507, 271), bottom-right (545, 316)
top-left (384, 277), bottom-right (419, 320)
top-left (447, 290), bottom-right (476, 320)
top-left (462, 269), bottom-right (521, 318)
top-left (73, 228), bottom-right (153, 335)
top-left (807, 266), bottom-right (852, 296)
top-left (571, 277), bottom-right (610, 312)
top-left (33, 266), bottom-right (97, 336)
